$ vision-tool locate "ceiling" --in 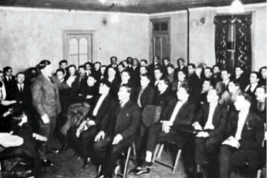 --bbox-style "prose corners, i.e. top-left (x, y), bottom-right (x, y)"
top-left (0, 0), bottom-right (265, 14)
